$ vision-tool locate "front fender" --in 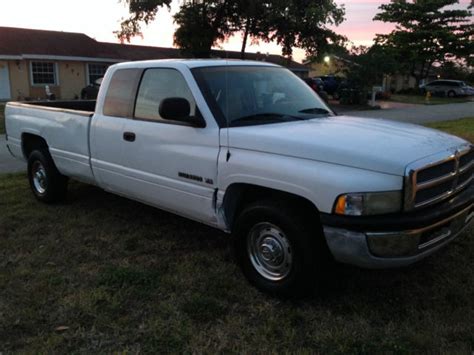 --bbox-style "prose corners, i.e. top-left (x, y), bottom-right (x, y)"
top-left (218, 148), bottom-right (404, 214)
